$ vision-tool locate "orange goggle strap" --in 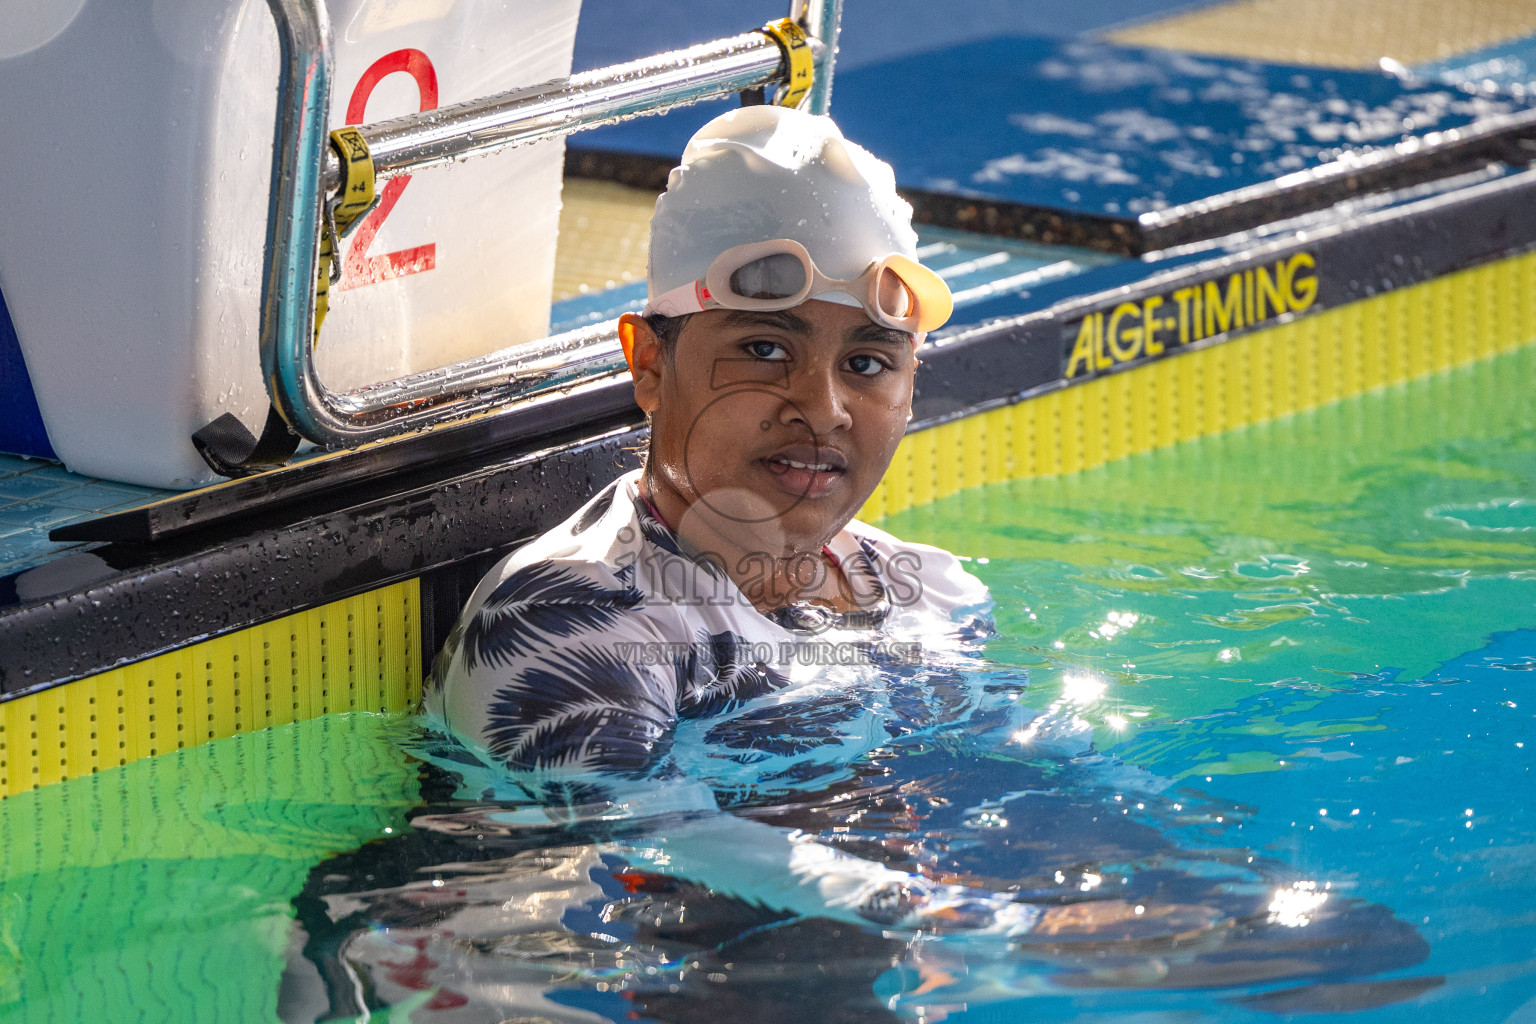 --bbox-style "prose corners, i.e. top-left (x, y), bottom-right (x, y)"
top-left (619, 318), bottom-right (637, 369)
top-left (881, 253), bottom-right (953, 333)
